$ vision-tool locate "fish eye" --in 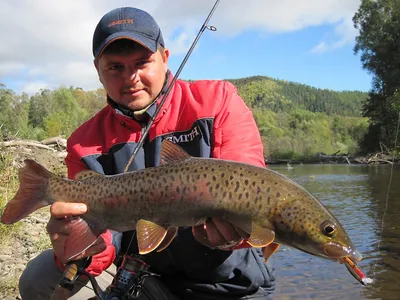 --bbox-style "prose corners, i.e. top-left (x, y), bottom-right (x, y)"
top-left (320, 221), bottom-right (337, 237)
